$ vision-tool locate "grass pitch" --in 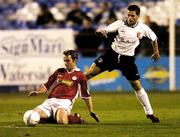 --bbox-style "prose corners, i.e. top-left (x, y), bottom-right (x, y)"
top-left (0, 91), bottom-right (180, 137)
